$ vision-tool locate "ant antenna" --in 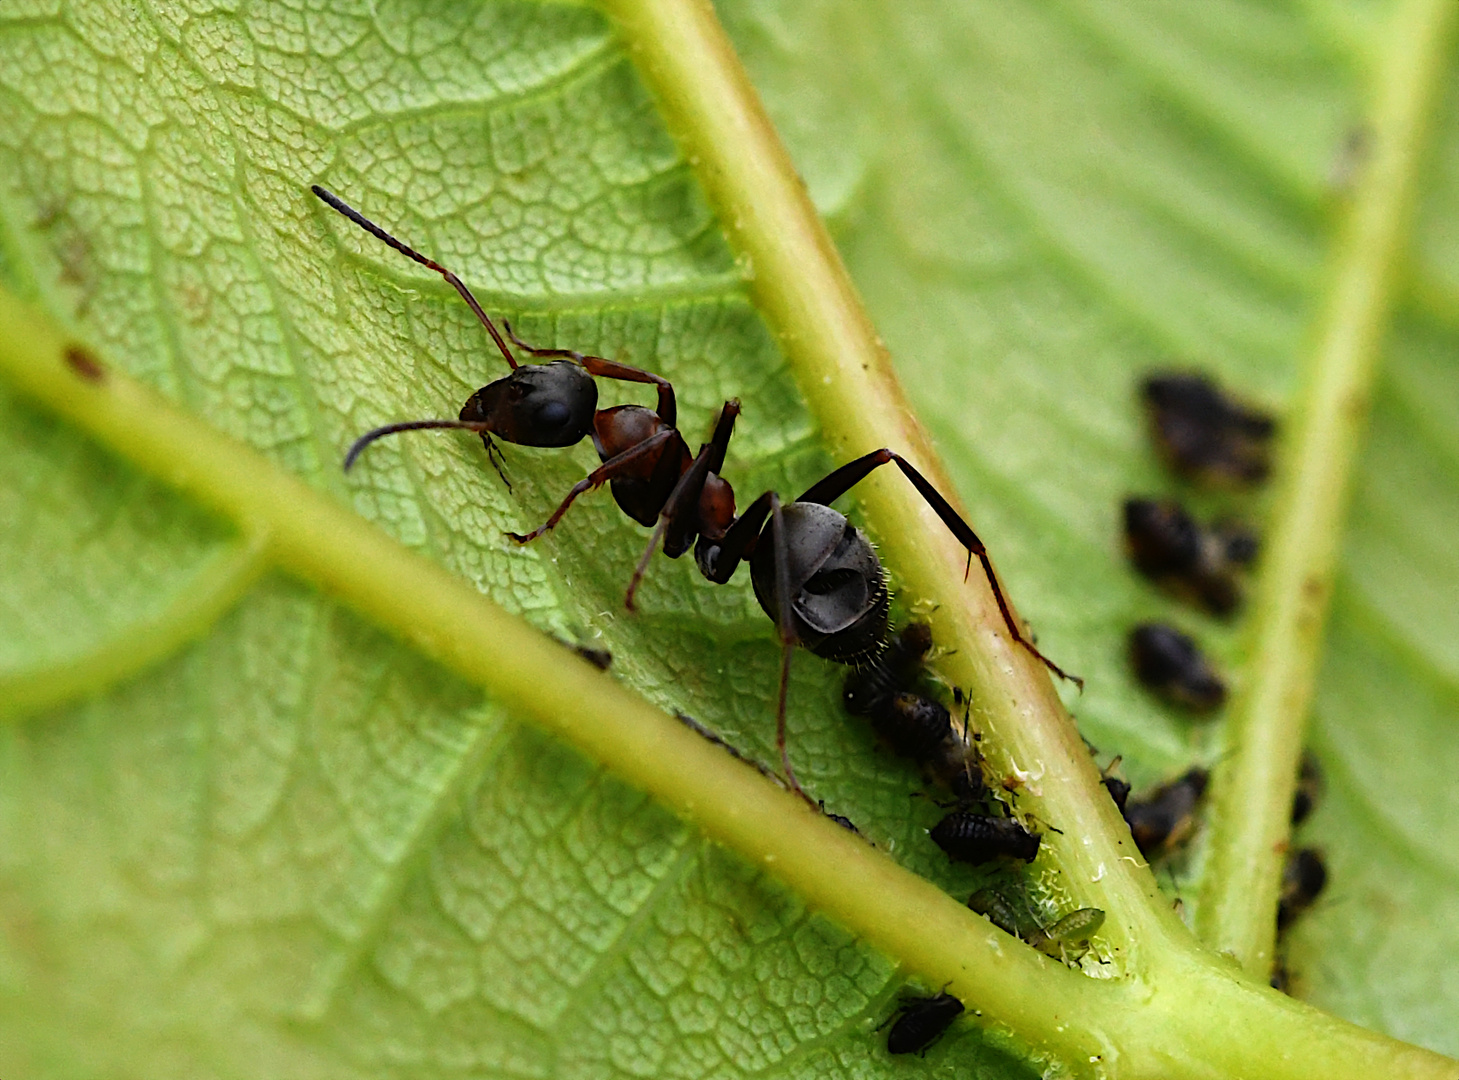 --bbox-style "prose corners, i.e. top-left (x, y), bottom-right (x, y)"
top-left (343, 419), bottom-right (494, 471)
top-left (311, 185), bottom-right (519, 371)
